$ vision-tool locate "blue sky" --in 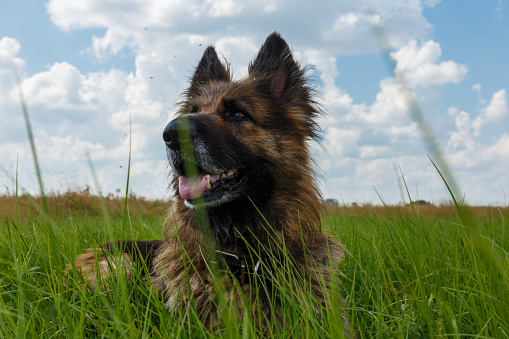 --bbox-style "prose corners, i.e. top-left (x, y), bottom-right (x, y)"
top-left (1, 0), bottom-right (508, 205)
